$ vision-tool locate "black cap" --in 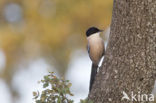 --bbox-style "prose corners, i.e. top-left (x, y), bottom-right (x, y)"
top-left (86, 27), bottom-right (102, 37)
